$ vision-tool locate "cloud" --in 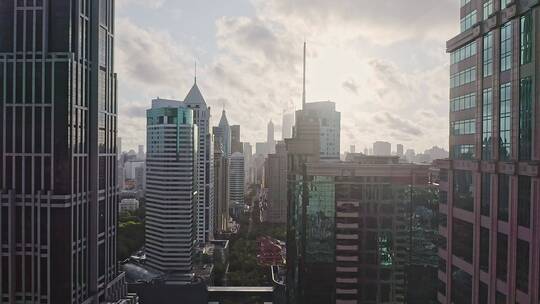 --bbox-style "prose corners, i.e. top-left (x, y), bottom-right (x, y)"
top-left (342, 79), bottom-right (359, 95)
top-left (117, 0), bottom-right (167, 9)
